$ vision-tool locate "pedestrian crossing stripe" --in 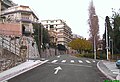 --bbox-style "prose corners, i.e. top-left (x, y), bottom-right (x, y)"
top-left (93, 60), bottom-right (95, 62)
top-left (78, 60), bottom-right (83, 63)
top-left (85, 60), bottom-right (91, 63)
top-left (70, 60), bottom-right (74, 63)
top-left (61, 60), bottom-right (66, 63)
top-left (50, 60), bottom-right (96, 64)
top-left (51, 60), bottom-right (58, 63)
